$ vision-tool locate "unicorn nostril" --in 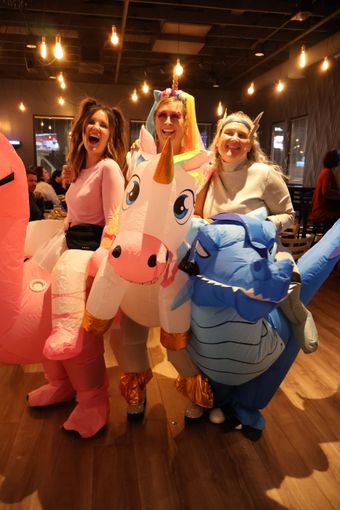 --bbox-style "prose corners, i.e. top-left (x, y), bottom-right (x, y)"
top-left (148, 254), bottom-right (157, 267)
top-left (112, 245), bottom-right (122, 258)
